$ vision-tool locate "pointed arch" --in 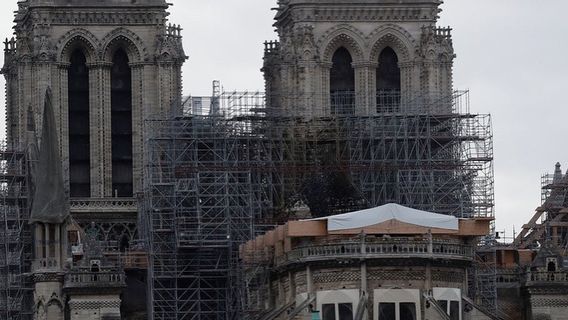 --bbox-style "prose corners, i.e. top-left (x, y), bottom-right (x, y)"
top-left (57, 28), bottom-right (100, 64)
top-left (320, 25), bottom-right (365, 64)
top-left (330, 47), bottom-right (355, 115)
top-left (376, 47), bottom-right (401, 113)
top-left (101, 28), bottom-right (147, 63)
top-left (68, 49), bottom-right (91, 197)
top-left (368, 25), bottom-right (415, 63)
